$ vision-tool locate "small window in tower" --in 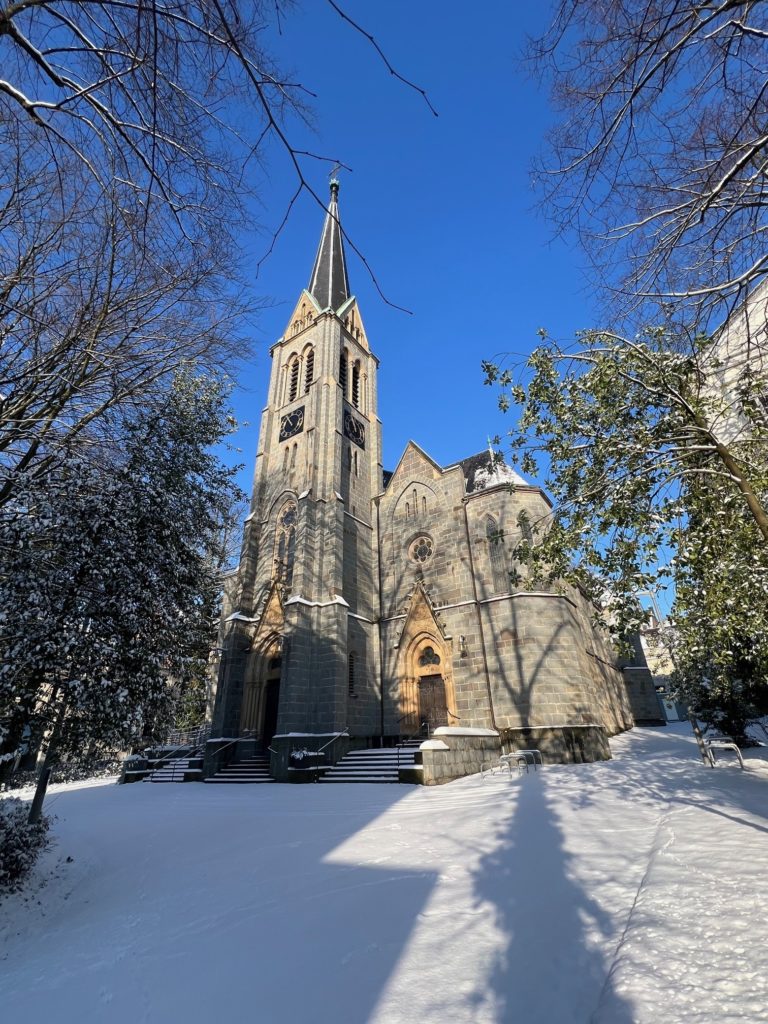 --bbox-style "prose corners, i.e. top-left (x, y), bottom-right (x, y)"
top-left (291, 443), bottom-right (297, 468)
top-left (348, 653), bottom-right (357, 697)
top-left (347, 446), bottom-right (352, 470)
top-left (412, 488), bottom-right (418, 513)
top-left (288, 358), bottom-right (300, 403)
top-left (304, 349), bottom-right (314, 393)
top-left (405, 502), bottom-right (410, 518)
top-left (352, 363), bottom-right (360, 408)
top-left (339, 352), bottom-right (348, 396)
top-left (422, 496), bottom-right (427, 515)
top-left (354, 451), bottom-right (358, 477)
top-left (283, 447), bottom-right (289, 472)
